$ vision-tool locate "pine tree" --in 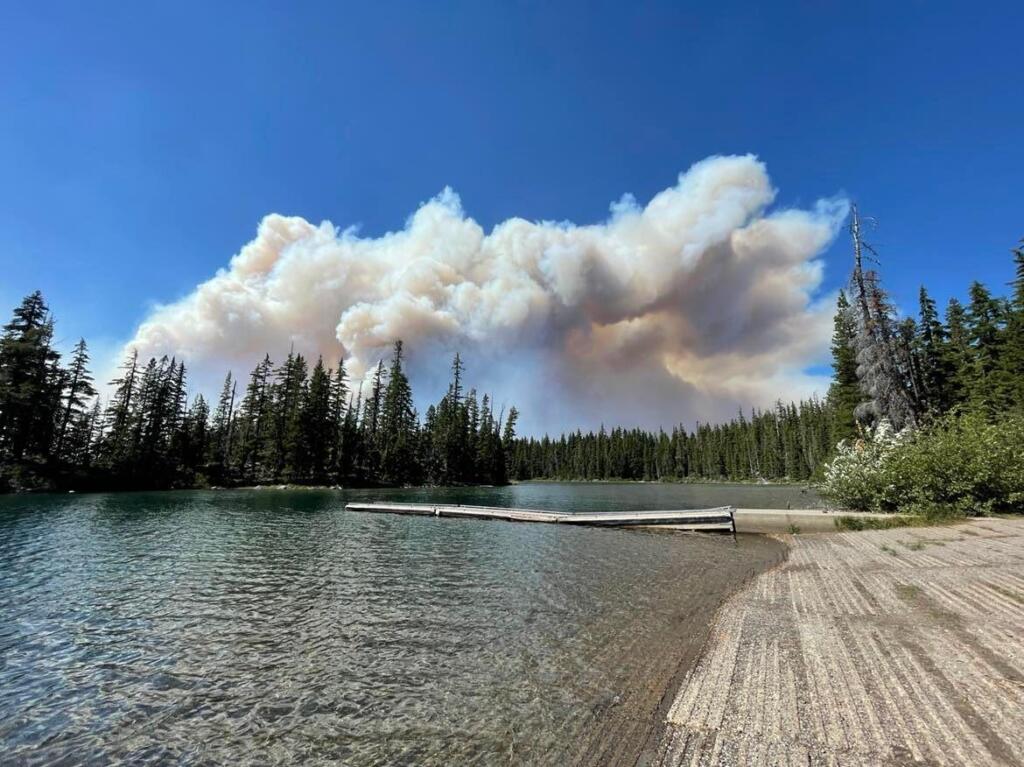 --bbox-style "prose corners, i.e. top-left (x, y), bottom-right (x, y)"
top-left (166, 361), bottom-right (189, 471)
top-left (209, 372), bottom-right (236, 474)
top-left (436, 353), bottom-right (469, 483)
top-left (66, 397), bottom-right (102, 469)
top-left (826, 291), bottom-right (860, 443)
top-left (235, 355), bottom-right (273, 479)
top-left (340, 389), bottom-right (362, 481)
top-left (101, 349), bottom-right (140, 468)
top-left (465, 389), bottom-right (480, 482)
top-left (916, 286), bottom-right (955, 414)
top-left (943, 298), bottom-right (972, 408)
top-left (964, 281), bottom-right (1007, 413)
top-left (361, 360), bottom-right (386, 479)
top-left (502, 405), bottom-right (518, 475)
top-left (1002, 240), bottom-right (1024, 408)
top-left (301, 357), bottom-right (334, 481)
top-left (379, 341), bottom-right (416, 484)
top-left (449, 352), bottom-right (464, 405)
top-left (265, 351), bottom-right (308, 479)
top-left (475, 394), bottom-right (499, 483)
top-left (182, 395), bottom-right (210, 474)
top-left (420, 403), bottom-right (440, 483)
top-left (0, 292), bottom-right (62, 462)
top-left (898, 316), bottom-right (926, 414)
top-left (327, 358), bottom-right (349, 477)
top-left (132, 356), bottom-right (180, 479)
top-left (54, 338), bottom-right (97, 462)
